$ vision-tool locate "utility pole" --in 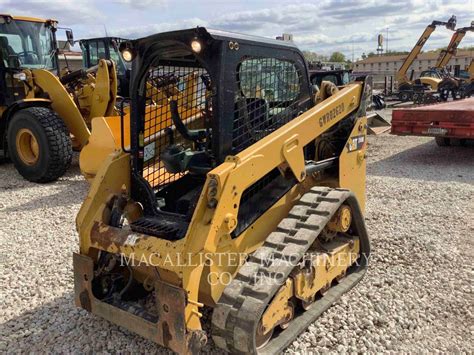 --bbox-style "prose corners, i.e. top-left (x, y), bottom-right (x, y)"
top-left (352, 38), bottom-right (354, 63)
top-left (386, 27), bottom-right (389, 53)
